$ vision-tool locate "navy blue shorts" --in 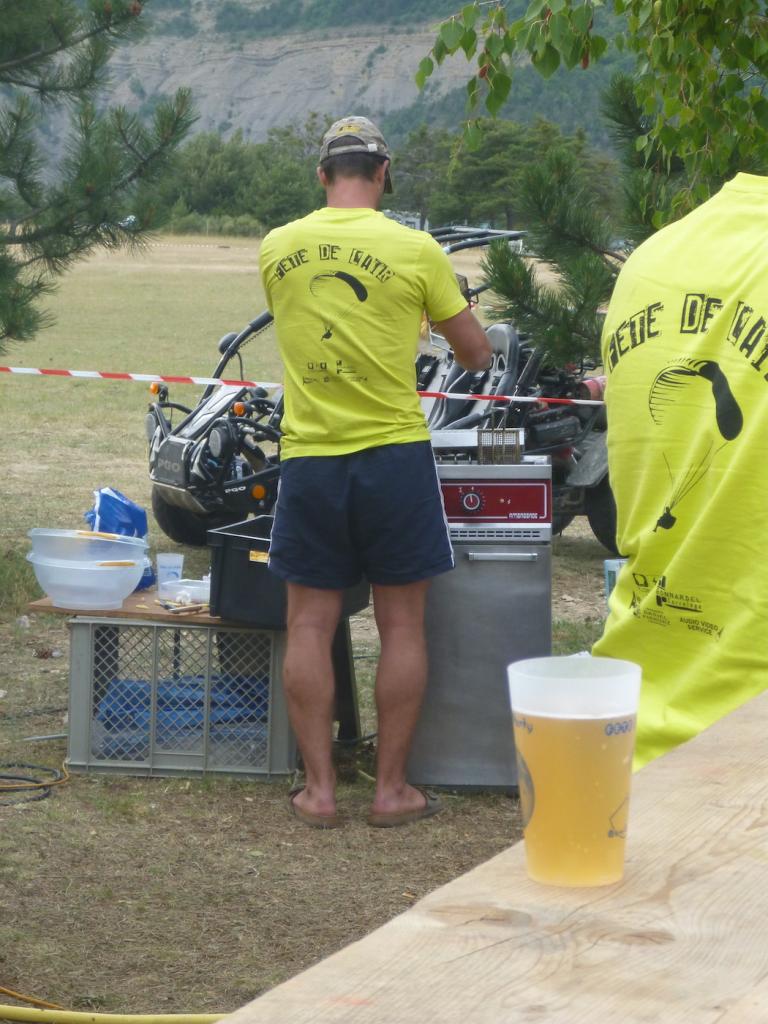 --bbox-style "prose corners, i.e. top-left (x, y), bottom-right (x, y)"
top-left (268, 441), bottom-right (454, 589)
